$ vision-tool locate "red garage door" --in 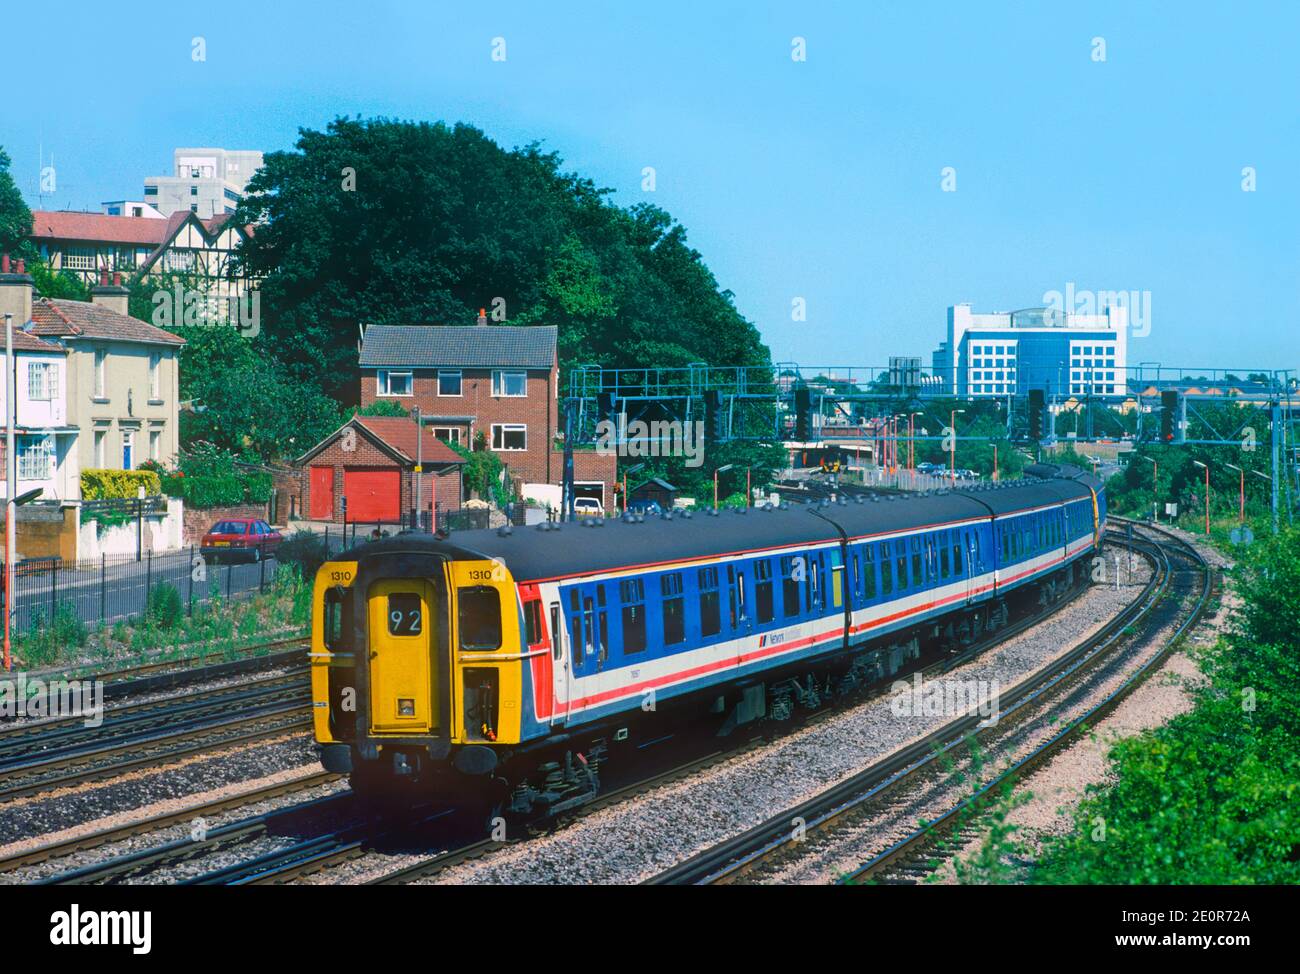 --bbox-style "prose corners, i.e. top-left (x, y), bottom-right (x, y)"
top-left (309, 466), bottom-right (334, 520)
top-left (344, 468), bottom-right (400, 523)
